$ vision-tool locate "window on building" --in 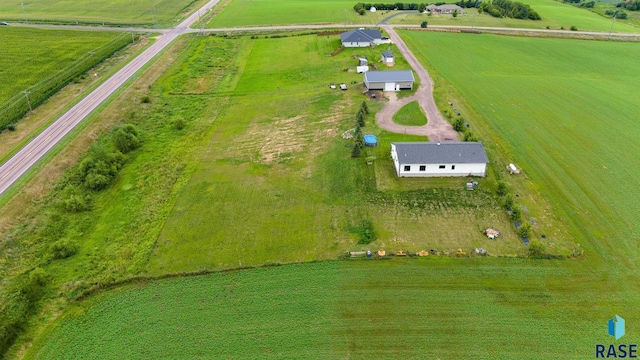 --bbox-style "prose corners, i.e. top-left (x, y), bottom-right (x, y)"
top-left (404, 165), bottom-right (411, 171)
top-left (451, 165), bottom-right (456, 170)
top-left (439, 165), bottom-right (445, 169)
top-left (419, 165), bottom-right (426, 171)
